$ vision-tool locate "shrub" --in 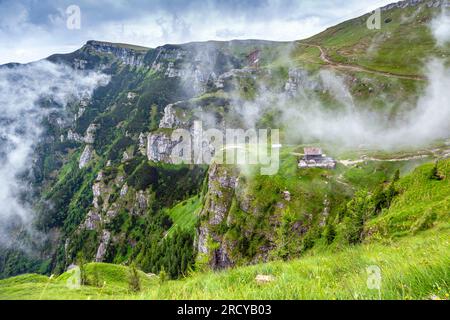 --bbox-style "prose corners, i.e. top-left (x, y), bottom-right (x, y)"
top-left (159, 266), bottom-right (168, 284)
top-left (335, 190), bottom-right (374, 245)
top-left (429, 162), bottom-right (442, 181)
top-left (127, 263), bottom-right (141, 292)
top-left (323, 224), bottom-right (336, 245)
top-left (76, 252), bottom-right (88, 286)
top-left (88, 264), bottom-right (102, 287)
